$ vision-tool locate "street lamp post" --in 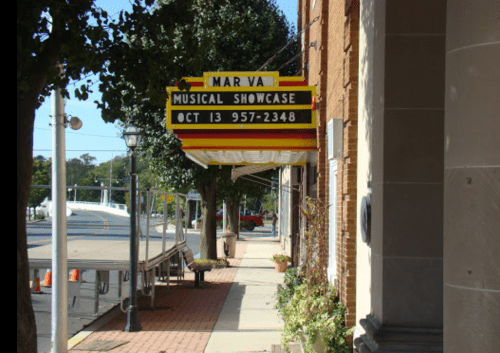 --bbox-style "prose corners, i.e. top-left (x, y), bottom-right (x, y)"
top-left (123, 125), bottom-right (142, 332)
